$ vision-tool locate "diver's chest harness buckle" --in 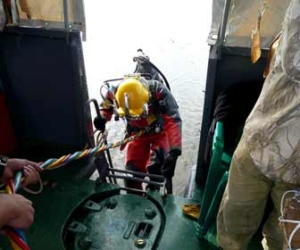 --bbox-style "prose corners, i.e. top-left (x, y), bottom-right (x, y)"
top-left (127, 120), bottom-right (164, 135)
